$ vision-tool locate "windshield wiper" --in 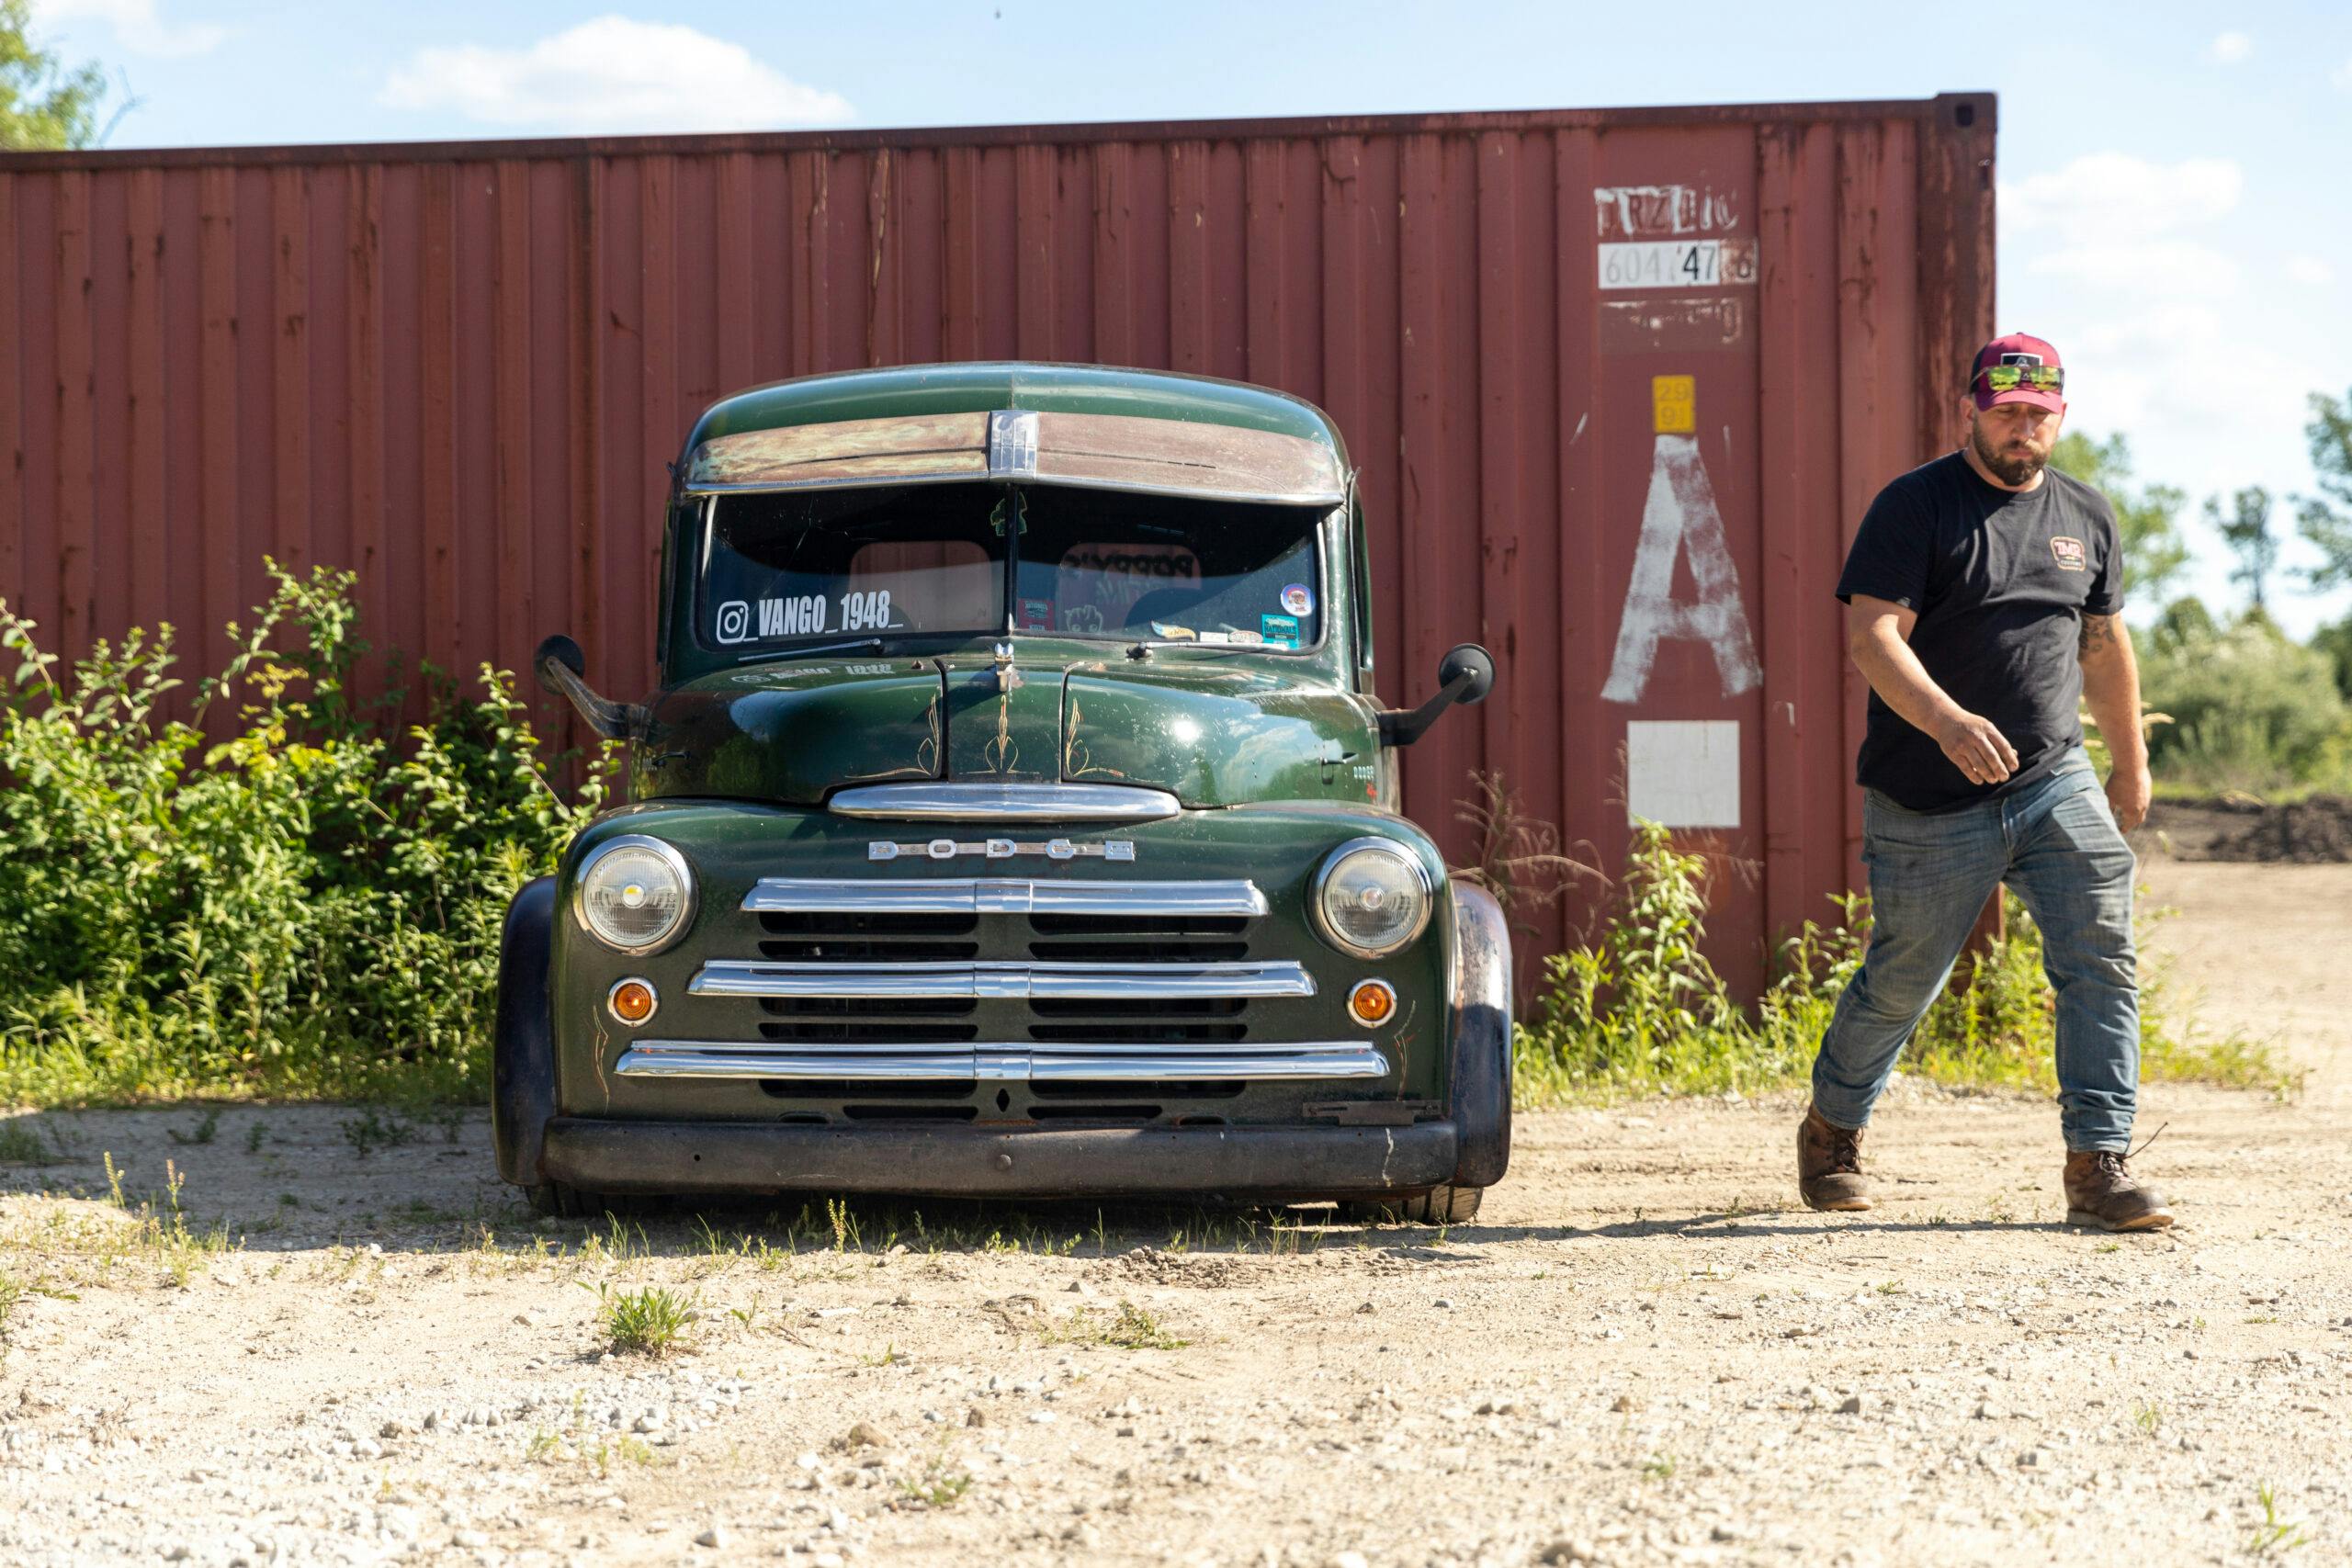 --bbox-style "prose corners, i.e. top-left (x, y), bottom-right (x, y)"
top-left (735, 637), bottom-right (888, 665)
